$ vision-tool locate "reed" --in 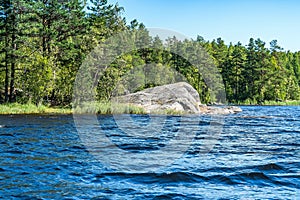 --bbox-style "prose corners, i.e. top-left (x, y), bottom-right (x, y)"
top-left (73, 102), bottom-right (147, 114)
top-left (0, 103), bottom-right (72, 114)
